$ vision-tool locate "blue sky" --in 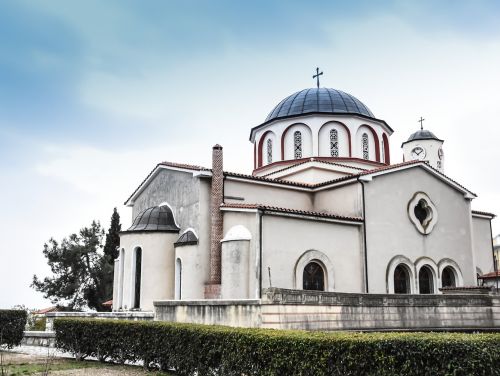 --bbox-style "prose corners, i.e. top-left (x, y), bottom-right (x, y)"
top-left (1, 0), bottom-right (500, 308)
